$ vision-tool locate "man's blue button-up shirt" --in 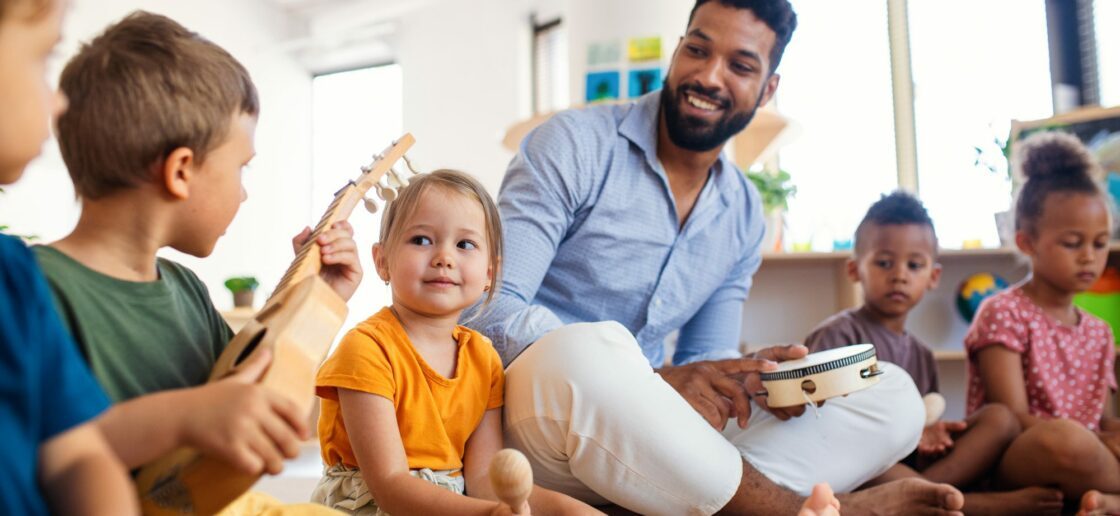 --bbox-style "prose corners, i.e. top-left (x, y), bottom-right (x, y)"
top-left (468, 91), bottom-right (766, 367)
